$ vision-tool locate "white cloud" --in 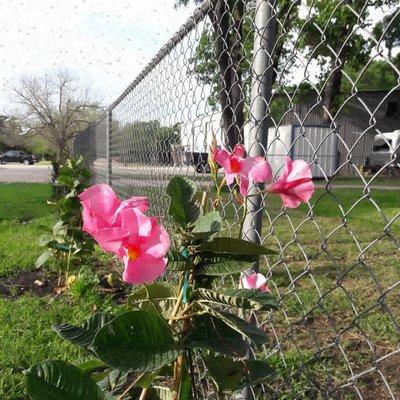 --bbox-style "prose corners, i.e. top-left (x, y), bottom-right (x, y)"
top-left (0, 0), bottom-right (196, 113)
